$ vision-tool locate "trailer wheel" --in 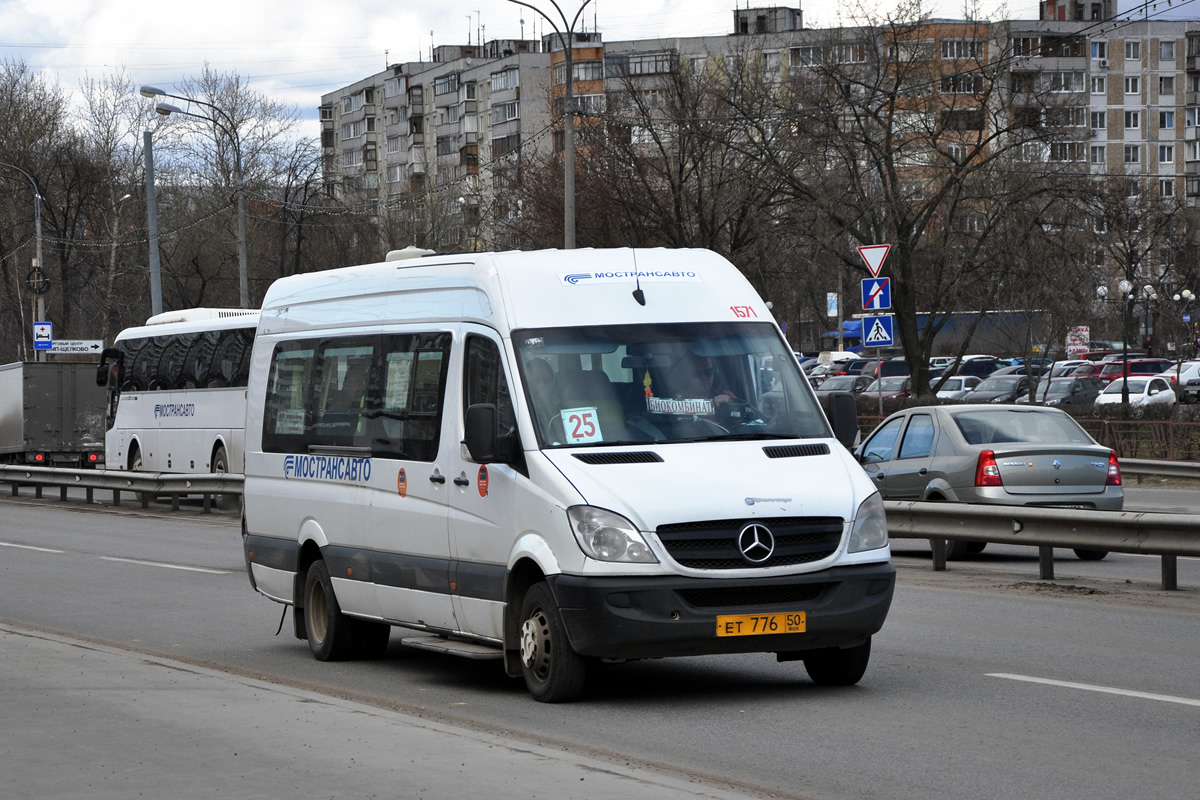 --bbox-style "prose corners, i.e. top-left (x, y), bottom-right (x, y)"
top-left (211, 445), bottom-right (237, 511)
top-left (518, 582), bottom-right (586, 702)
top-left (803, 637), bottom-right (871, 686)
